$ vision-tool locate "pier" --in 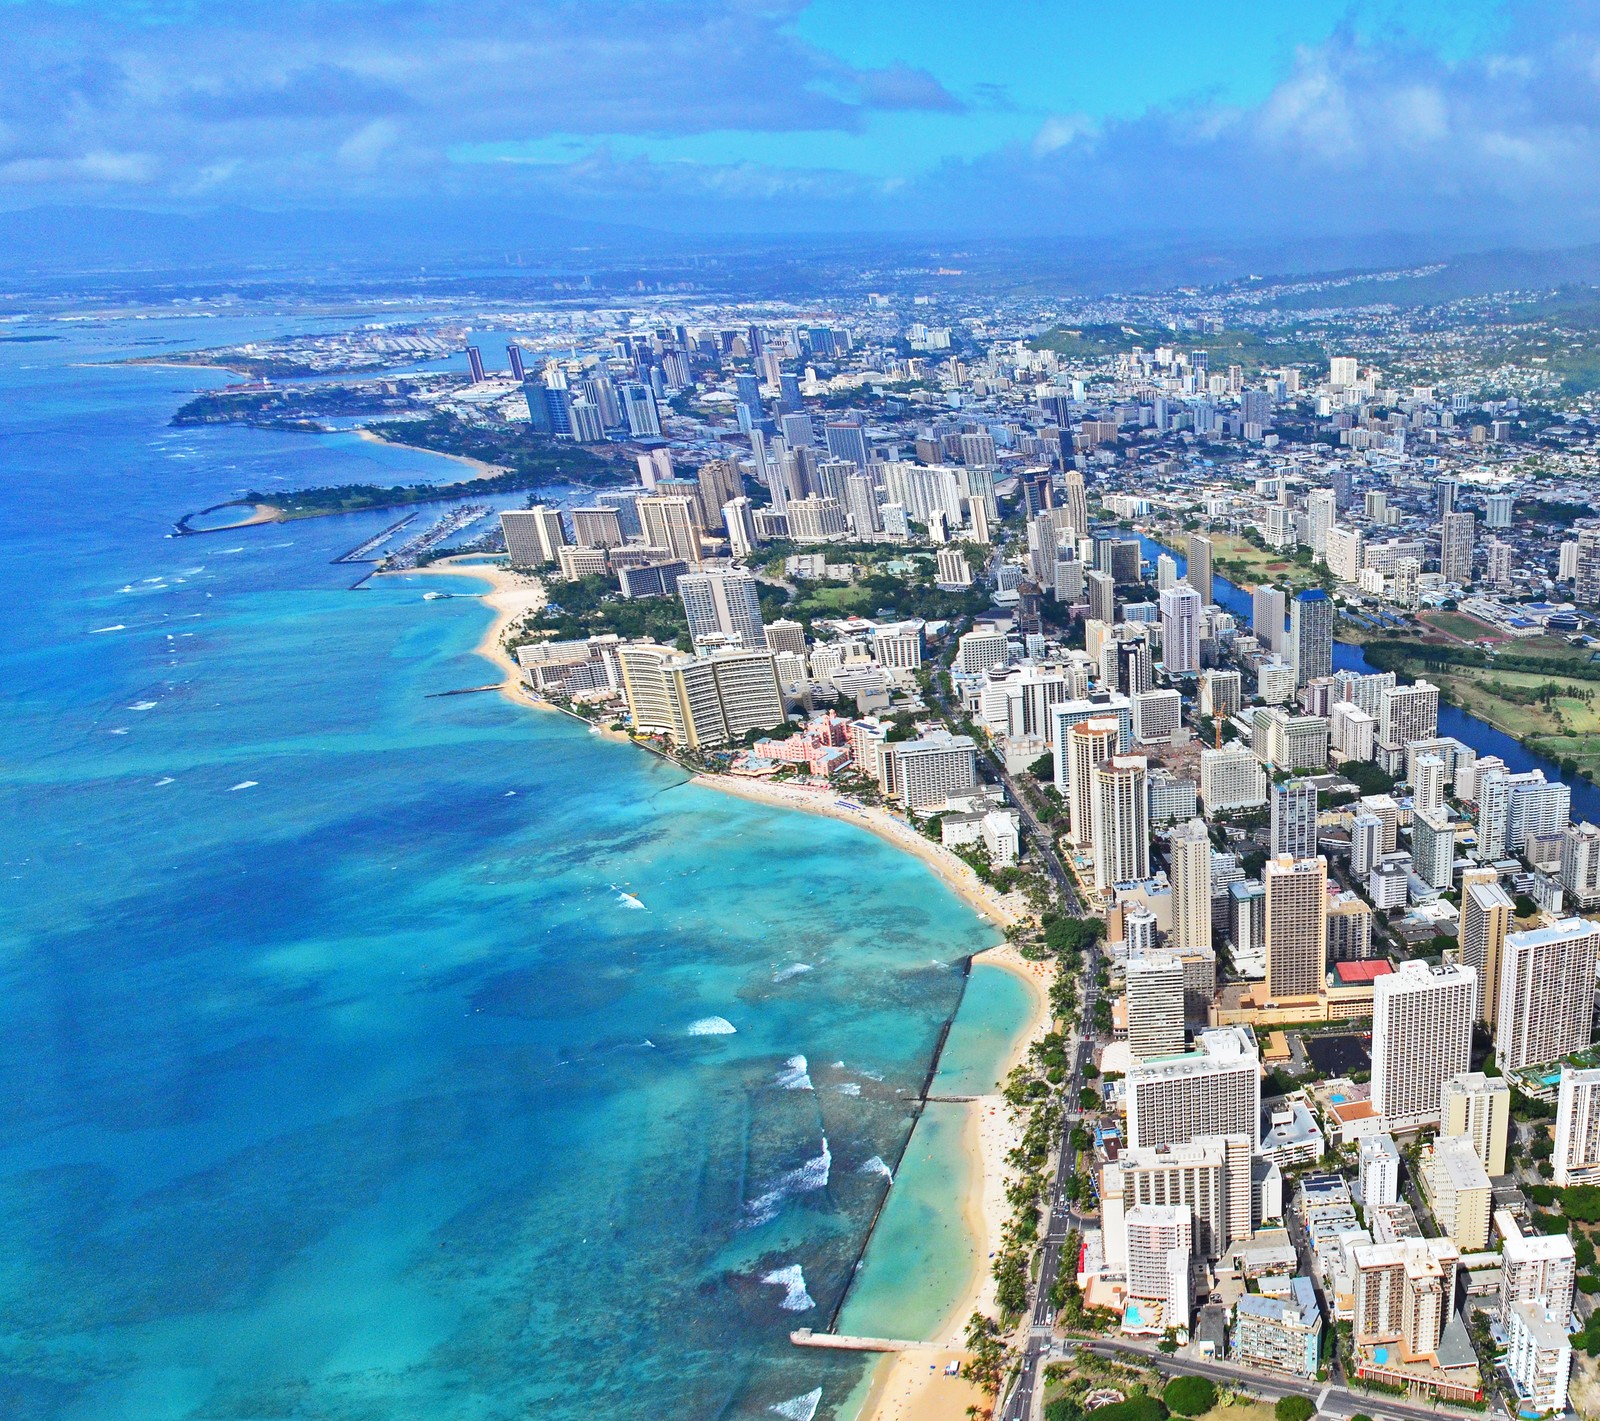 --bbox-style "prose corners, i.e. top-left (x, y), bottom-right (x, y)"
top-left (789, 1329), bottom-right (939, 1354)
top-left (332, 513), bottom-right (417, 564)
